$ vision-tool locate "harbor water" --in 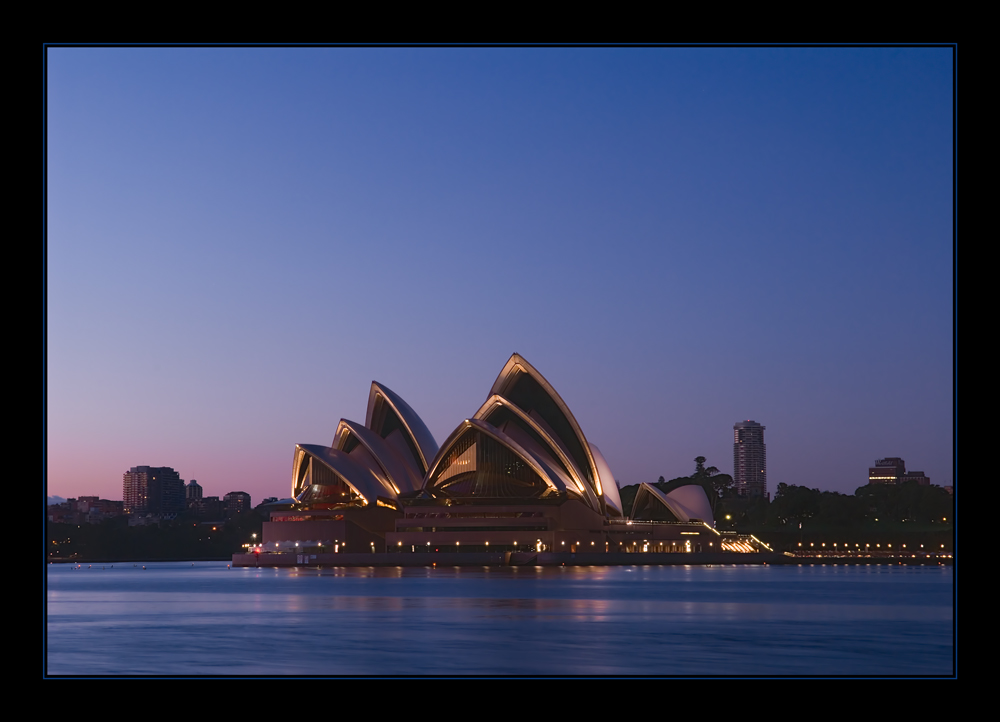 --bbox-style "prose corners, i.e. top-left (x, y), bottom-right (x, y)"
top-left (46, 562), bottom-right (953, 676)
